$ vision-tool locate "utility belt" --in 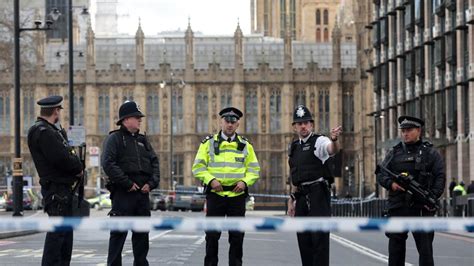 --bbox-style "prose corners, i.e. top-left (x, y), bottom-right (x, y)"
top-left (41, 180), bottom-right (74, 217)
top-left (291, 179), bottom-right (328, 200)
